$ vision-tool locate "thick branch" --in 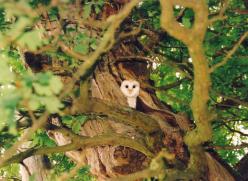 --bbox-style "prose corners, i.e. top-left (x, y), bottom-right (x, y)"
top-left (87, 98), bottom-right (161, 134)
top-left (160, 1), bottom-right (212, 178)
top-left (160, 0), bottom-right (211, 146)
top-left (2, 129), bottom-right (153, 167)
top-left (108, 149), bottom-right (194, 181)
